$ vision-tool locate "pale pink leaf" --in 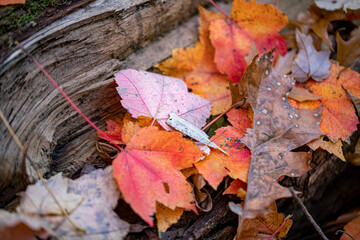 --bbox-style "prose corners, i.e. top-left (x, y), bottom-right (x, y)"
top-left (115, 70), bottom-right (211, 131)
top-left (291, 29), bottom-right (331, 83)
